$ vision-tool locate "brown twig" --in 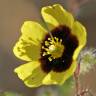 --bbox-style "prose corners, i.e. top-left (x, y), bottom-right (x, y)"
top-left (74, 63), bottom-right (94, 96)
top-left (74, 64), bottom-right (81, 96)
